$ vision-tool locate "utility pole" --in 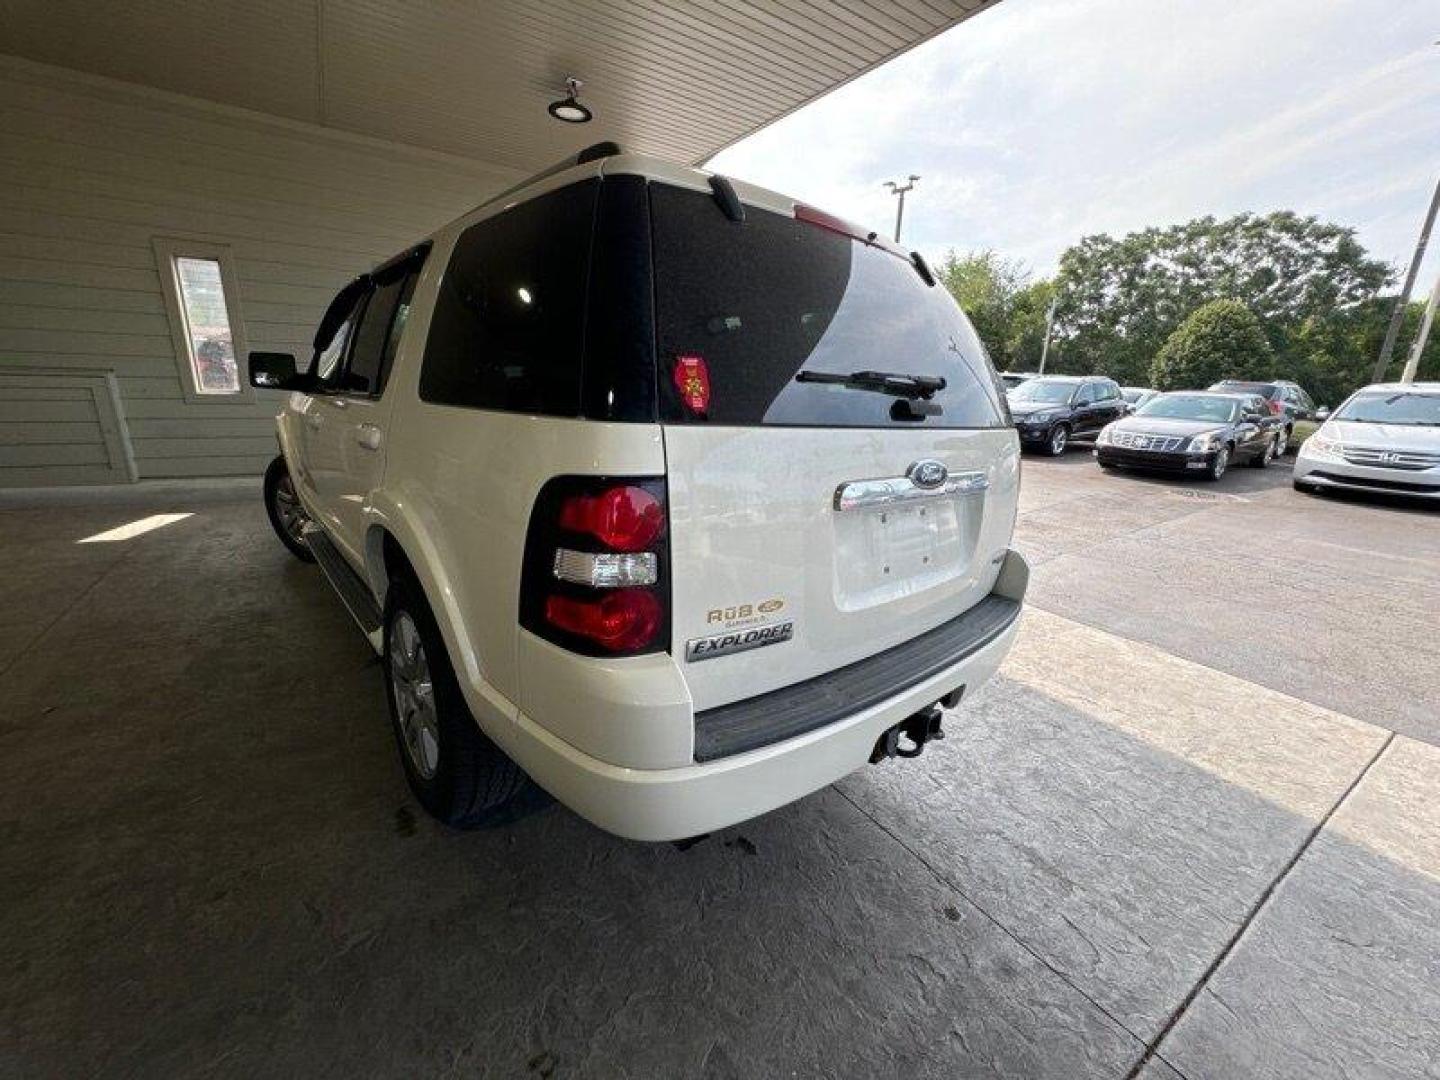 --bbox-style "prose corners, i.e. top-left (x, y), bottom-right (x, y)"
top-left (883, 175), bottom-right (920, 243)
top-left (1037, 295), bottom-right (1058, 374)
top-left (1400, 270), bottom-right (1439, 383)
top-left (1373, 176), bottom-right (1440, 383)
